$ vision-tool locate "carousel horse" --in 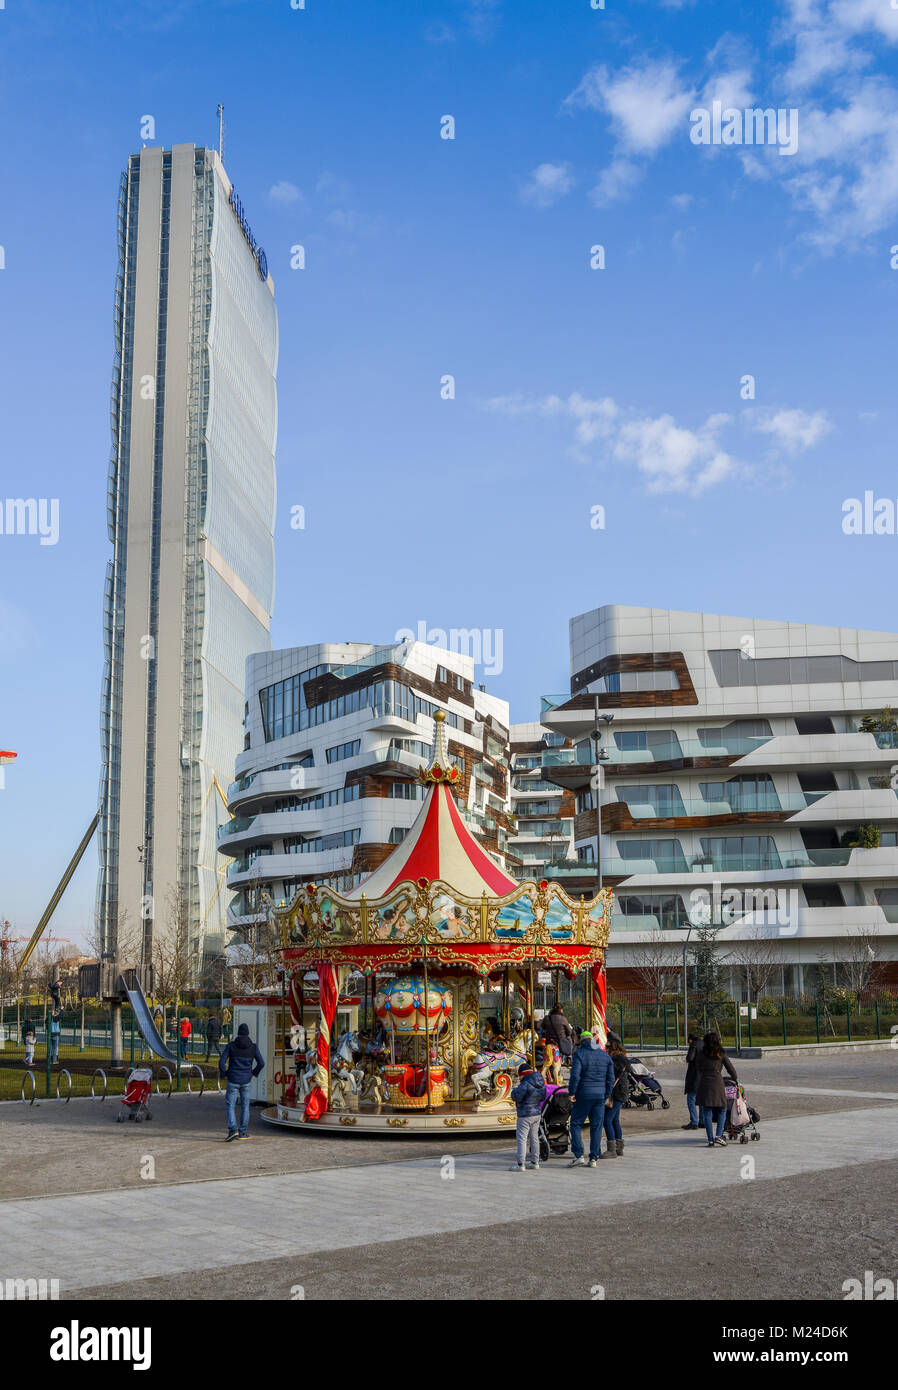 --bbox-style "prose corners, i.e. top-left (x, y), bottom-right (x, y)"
top-left (539, 1039), bottom-right (564, 1086)
top-left (460, 1045), bottom-right (527, 1101)
top-left (335, 1029), bottom-right (360, 1066)
top-left (330, 1059), bottom-right (361, 1111)
top-left (360, 1065), bottom-right (388, 1107)
top-left (297, 1048), bottom-right (319, 1101)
